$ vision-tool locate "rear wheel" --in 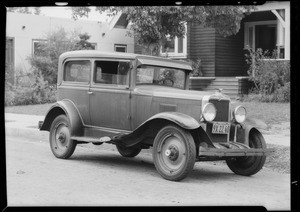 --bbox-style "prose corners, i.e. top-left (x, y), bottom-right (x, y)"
top-left (49, 115), bottom-right (77, 159)
top-left (153, 125), bottom-right (196, 181)
top-left (116, 144), bottom-right (142, 158)
top-left (226, 130), bottom-right (266, 176)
